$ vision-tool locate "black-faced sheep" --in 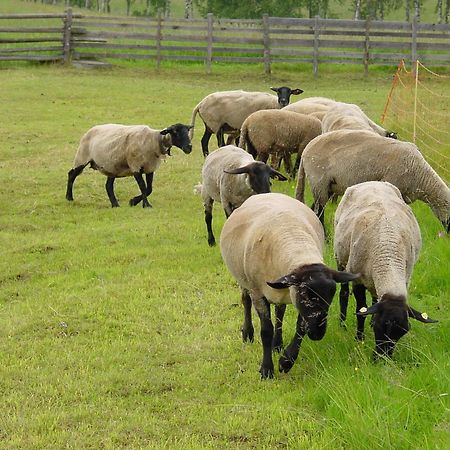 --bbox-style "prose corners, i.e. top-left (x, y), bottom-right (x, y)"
top-left (198, 145), bottom-right (287, 246)
top-left (190, 87), bottom-right (303, 157)
top-left (295, 129), bottom-right (450, 231)
top-left (66, 123), bottom-right (192, 208)
top-left (334, 181), bottom-right (437, 358)
top-left (321, 102), bottom-right (397, 138)
top-left (220, 193), bottom-right (359, 378)
top-left (283, 96), bottom-right (338, 121)
top-left (238, 109), bottom-right (322, 178)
